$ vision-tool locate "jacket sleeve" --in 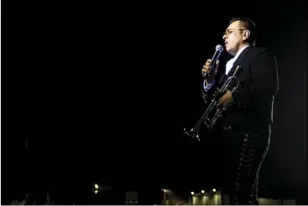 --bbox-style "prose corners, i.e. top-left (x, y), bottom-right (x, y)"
top-left (231, 52), bottom-right (279, 107)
